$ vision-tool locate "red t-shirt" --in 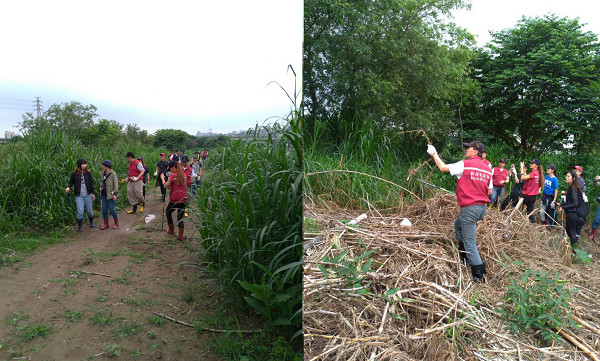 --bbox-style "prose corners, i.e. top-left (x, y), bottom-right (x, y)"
top-left (168, 173), bottom-right (188, 203)
top-left (492, 167), bottom-right (508, 187)
top-left (522, 169), bottom-right (540, 196)
top-left (456, 157), bottom-right (492, 207)
top-left (182, 166), bottom-right (193, 187)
